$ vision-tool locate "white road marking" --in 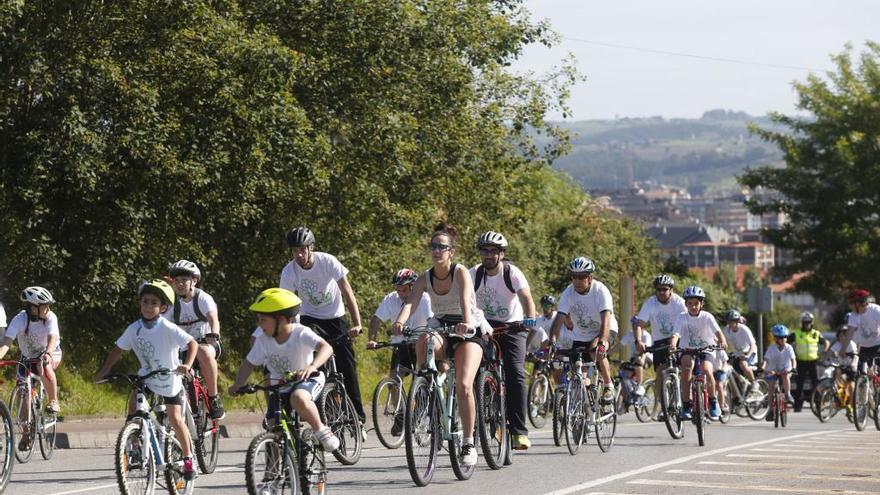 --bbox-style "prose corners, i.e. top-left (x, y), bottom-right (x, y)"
top-left (727, 453), bottom-right (842, 460)
top-left (772, 443), bottom-right (879, 451)
top-left (666, 469), bottom-right (880, 483)
top-left (47, 484), bottom-right (118, 495)
top-left (749, 447), bottom-right (858, 455)
top-left (628, 479), bottom-right (876, 494)
top-left (699, 460), bottom-right (878, 472)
